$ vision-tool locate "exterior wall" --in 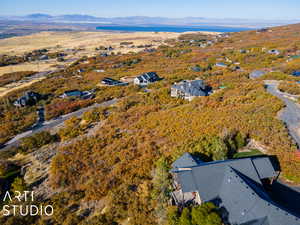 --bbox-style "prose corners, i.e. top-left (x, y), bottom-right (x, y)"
top-left (185, 95), bottom-right (194, 102)
top-left (171, 190), bottom-right (200, 206)
top-left (133, 78), bottom-right (140, 85)
top-left (134, 77), bottom-right (149, 86)
top-left (170, 88), bottom-right (178, 97)
top-left (171, 88), bottom-right (188, 99)
top-left (194, 192), bottom-right (202, 205)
